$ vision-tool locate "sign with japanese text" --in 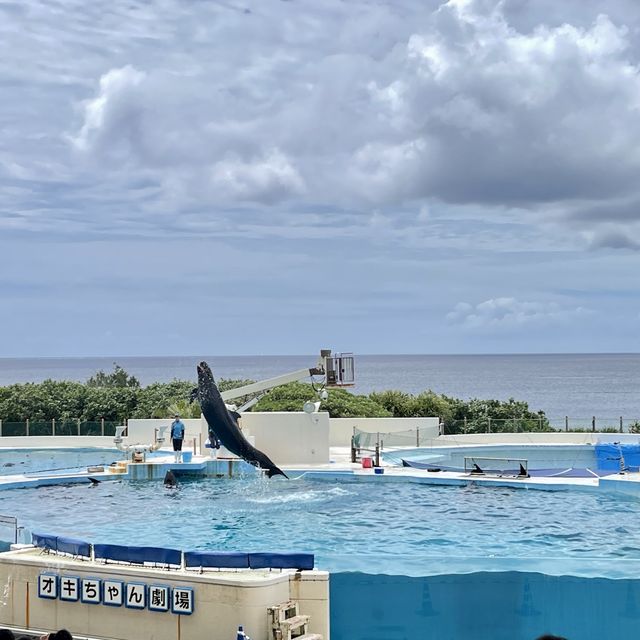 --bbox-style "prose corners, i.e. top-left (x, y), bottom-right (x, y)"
top-left (37, 573), bottom-right (194, 615)
top-left (59, 576), bottom-right (79, 602)
top-left (103, 580), bottom-right (124, 607)
top-left (125, 583), bottom-right (146, 610)
top-left (81, 578), bottom-right (101, 605)
top-left (148, 585), bottom-right (170, 612)
top-left (171, 587), bottom-right (194, 615)
top-left (38, 574), bottom-right (58, 599)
